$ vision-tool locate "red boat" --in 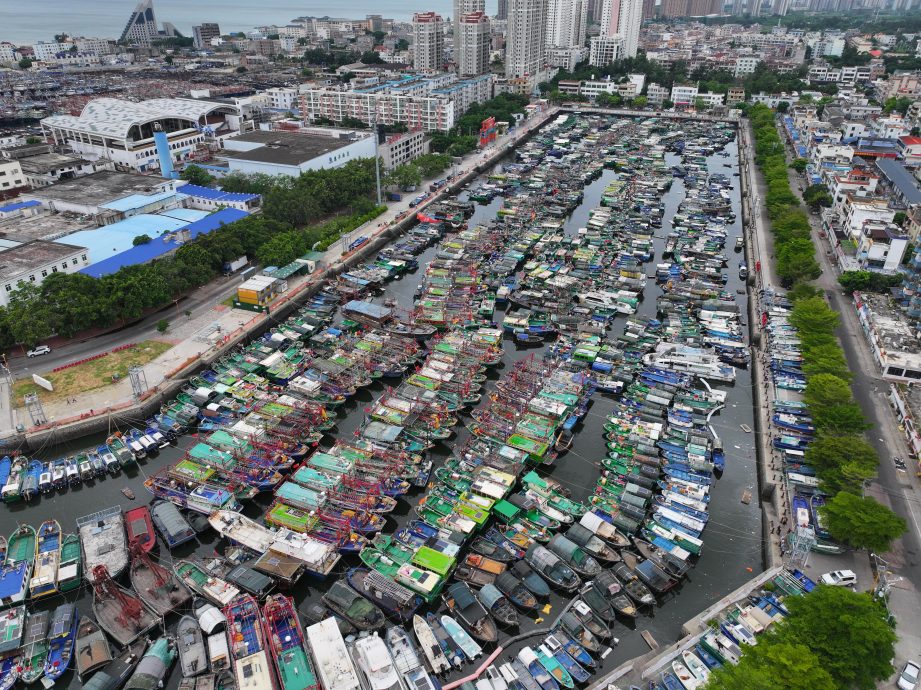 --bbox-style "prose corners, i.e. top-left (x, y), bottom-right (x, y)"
top-left (125, 506), bottom-right (156, 552)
